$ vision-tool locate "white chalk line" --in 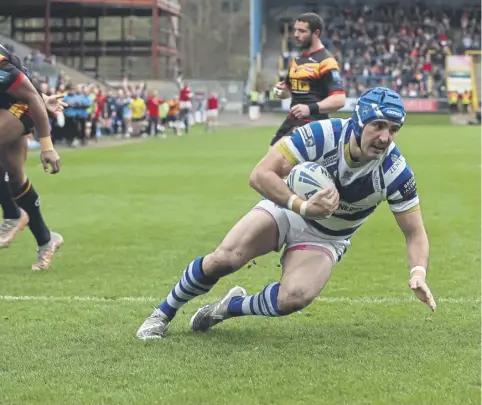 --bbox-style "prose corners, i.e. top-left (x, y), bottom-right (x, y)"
top-left (0, 295), bottom-right (479, 305)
